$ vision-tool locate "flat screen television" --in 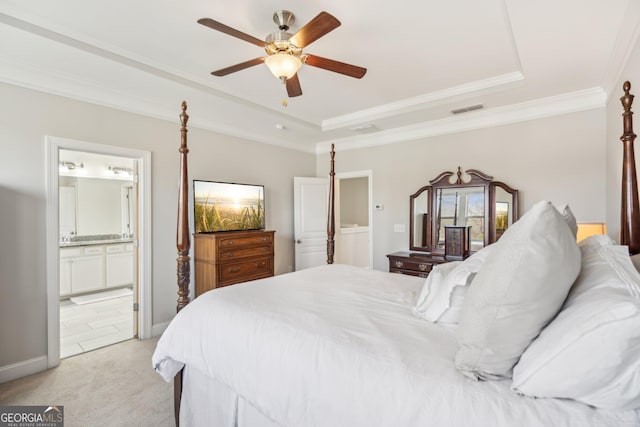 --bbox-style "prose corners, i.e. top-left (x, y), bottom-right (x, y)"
top-left (193, 180), bottom-right (265, 233)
